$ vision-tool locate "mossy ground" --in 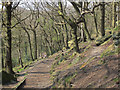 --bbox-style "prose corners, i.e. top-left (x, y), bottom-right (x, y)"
top-left (50, 36), bottom-right (119, 88)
